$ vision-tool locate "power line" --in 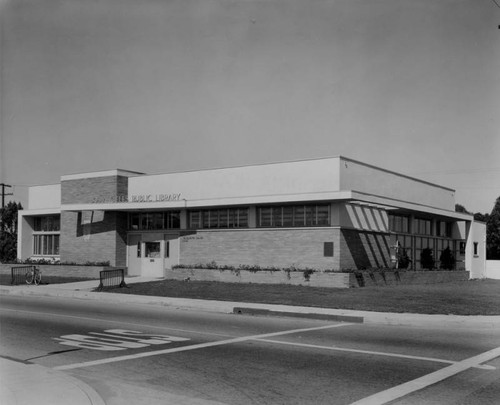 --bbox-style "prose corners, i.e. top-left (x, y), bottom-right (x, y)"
top-left (491, 0), bottom-right (500, 9)
top-left (0, 183), bottom-right (13, 209)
